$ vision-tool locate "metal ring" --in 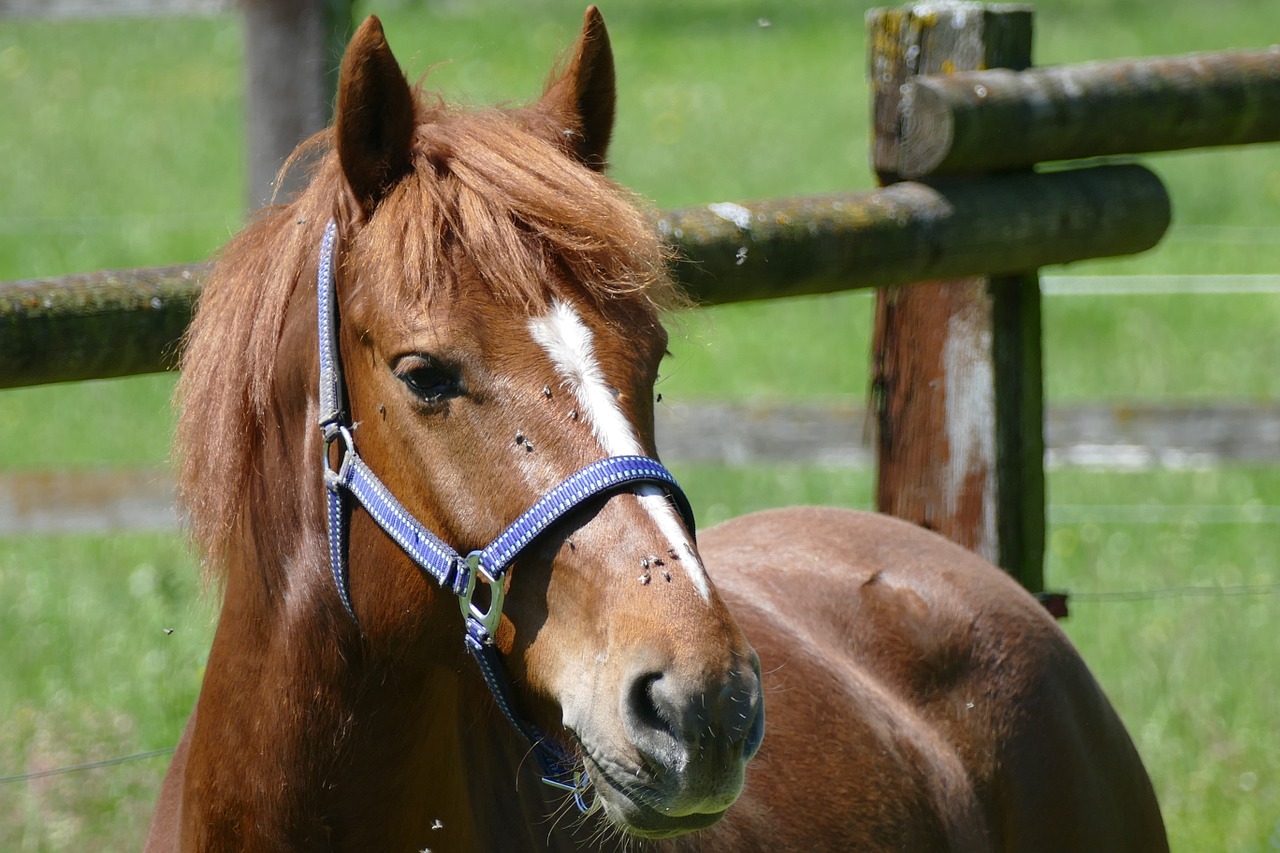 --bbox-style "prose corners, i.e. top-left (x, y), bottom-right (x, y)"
top-left (458, 551), bottom-right (505, 639)
top-left (321, 424), bottom-right (355, 478)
